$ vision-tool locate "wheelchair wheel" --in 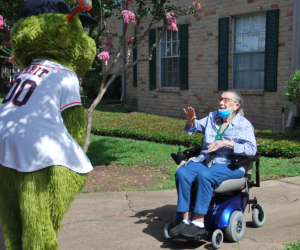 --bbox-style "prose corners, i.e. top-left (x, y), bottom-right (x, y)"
top-left (224, 211), bottom-right (246, 242)
top-left (211, 229), bottom-right (223, 249)
top-left (252, 204), bottom-right (266, 227)
top-left (164, 222), bottom-right (174, 239)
